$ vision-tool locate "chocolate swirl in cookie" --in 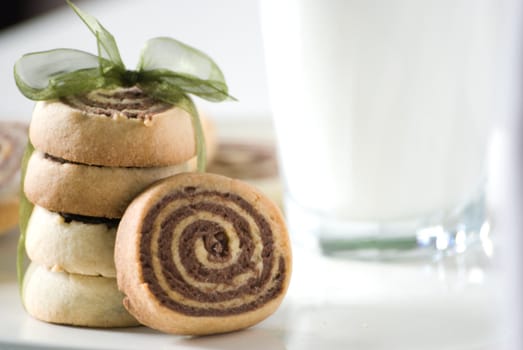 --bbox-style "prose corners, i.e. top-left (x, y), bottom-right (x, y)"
top-left (62, 86), bottom-right (171, 120)
top-left (115, 173), bottom-right (291, 335)
top-left (30, 88), bottom-right (196, 167)
top-left (24, 151), bottom-right (191, 218)
top-left (208, 142), bottom-right (279, 180)
top-left (139, 186), bottom-right (287, 316)
top-left (59, 212), bottom-right (120, 229)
